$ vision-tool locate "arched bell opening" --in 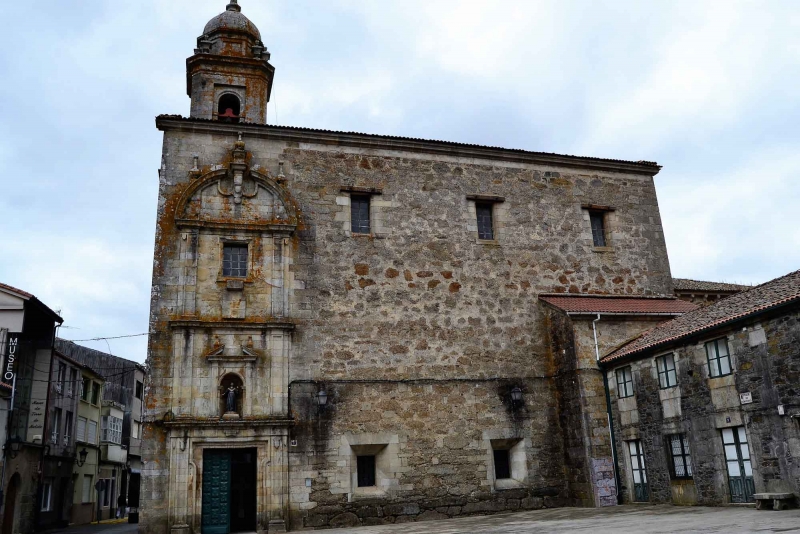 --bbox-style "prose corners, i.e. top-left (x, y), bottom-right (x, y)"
top-left (219, 373), bottom-right (244, 417)
top-left (217, 94), bottom-right (241, 123)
